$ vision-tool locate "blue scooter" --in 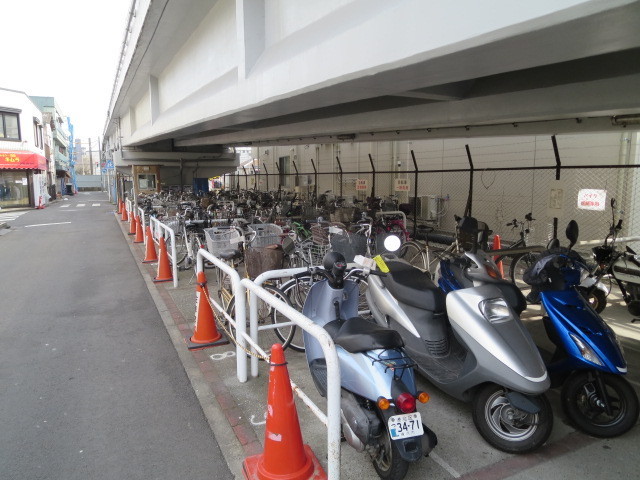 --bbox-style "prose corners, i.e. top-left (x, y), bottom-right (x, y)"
top-left (300, 251), bottom-right (437, 480)
top-left (438, 217), bottom-right (638, 437)
top-left (522, 220), bottom-right (638, 437)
